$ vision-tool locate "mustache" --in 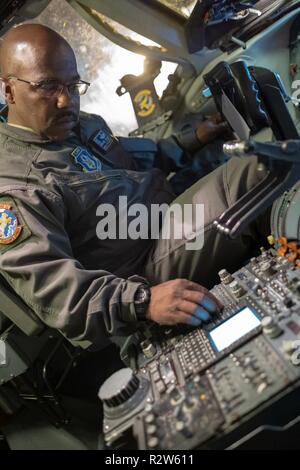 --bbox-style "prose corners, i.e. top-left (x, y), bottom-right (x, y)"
top-left (54, 111), bottom-right (78, 121)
